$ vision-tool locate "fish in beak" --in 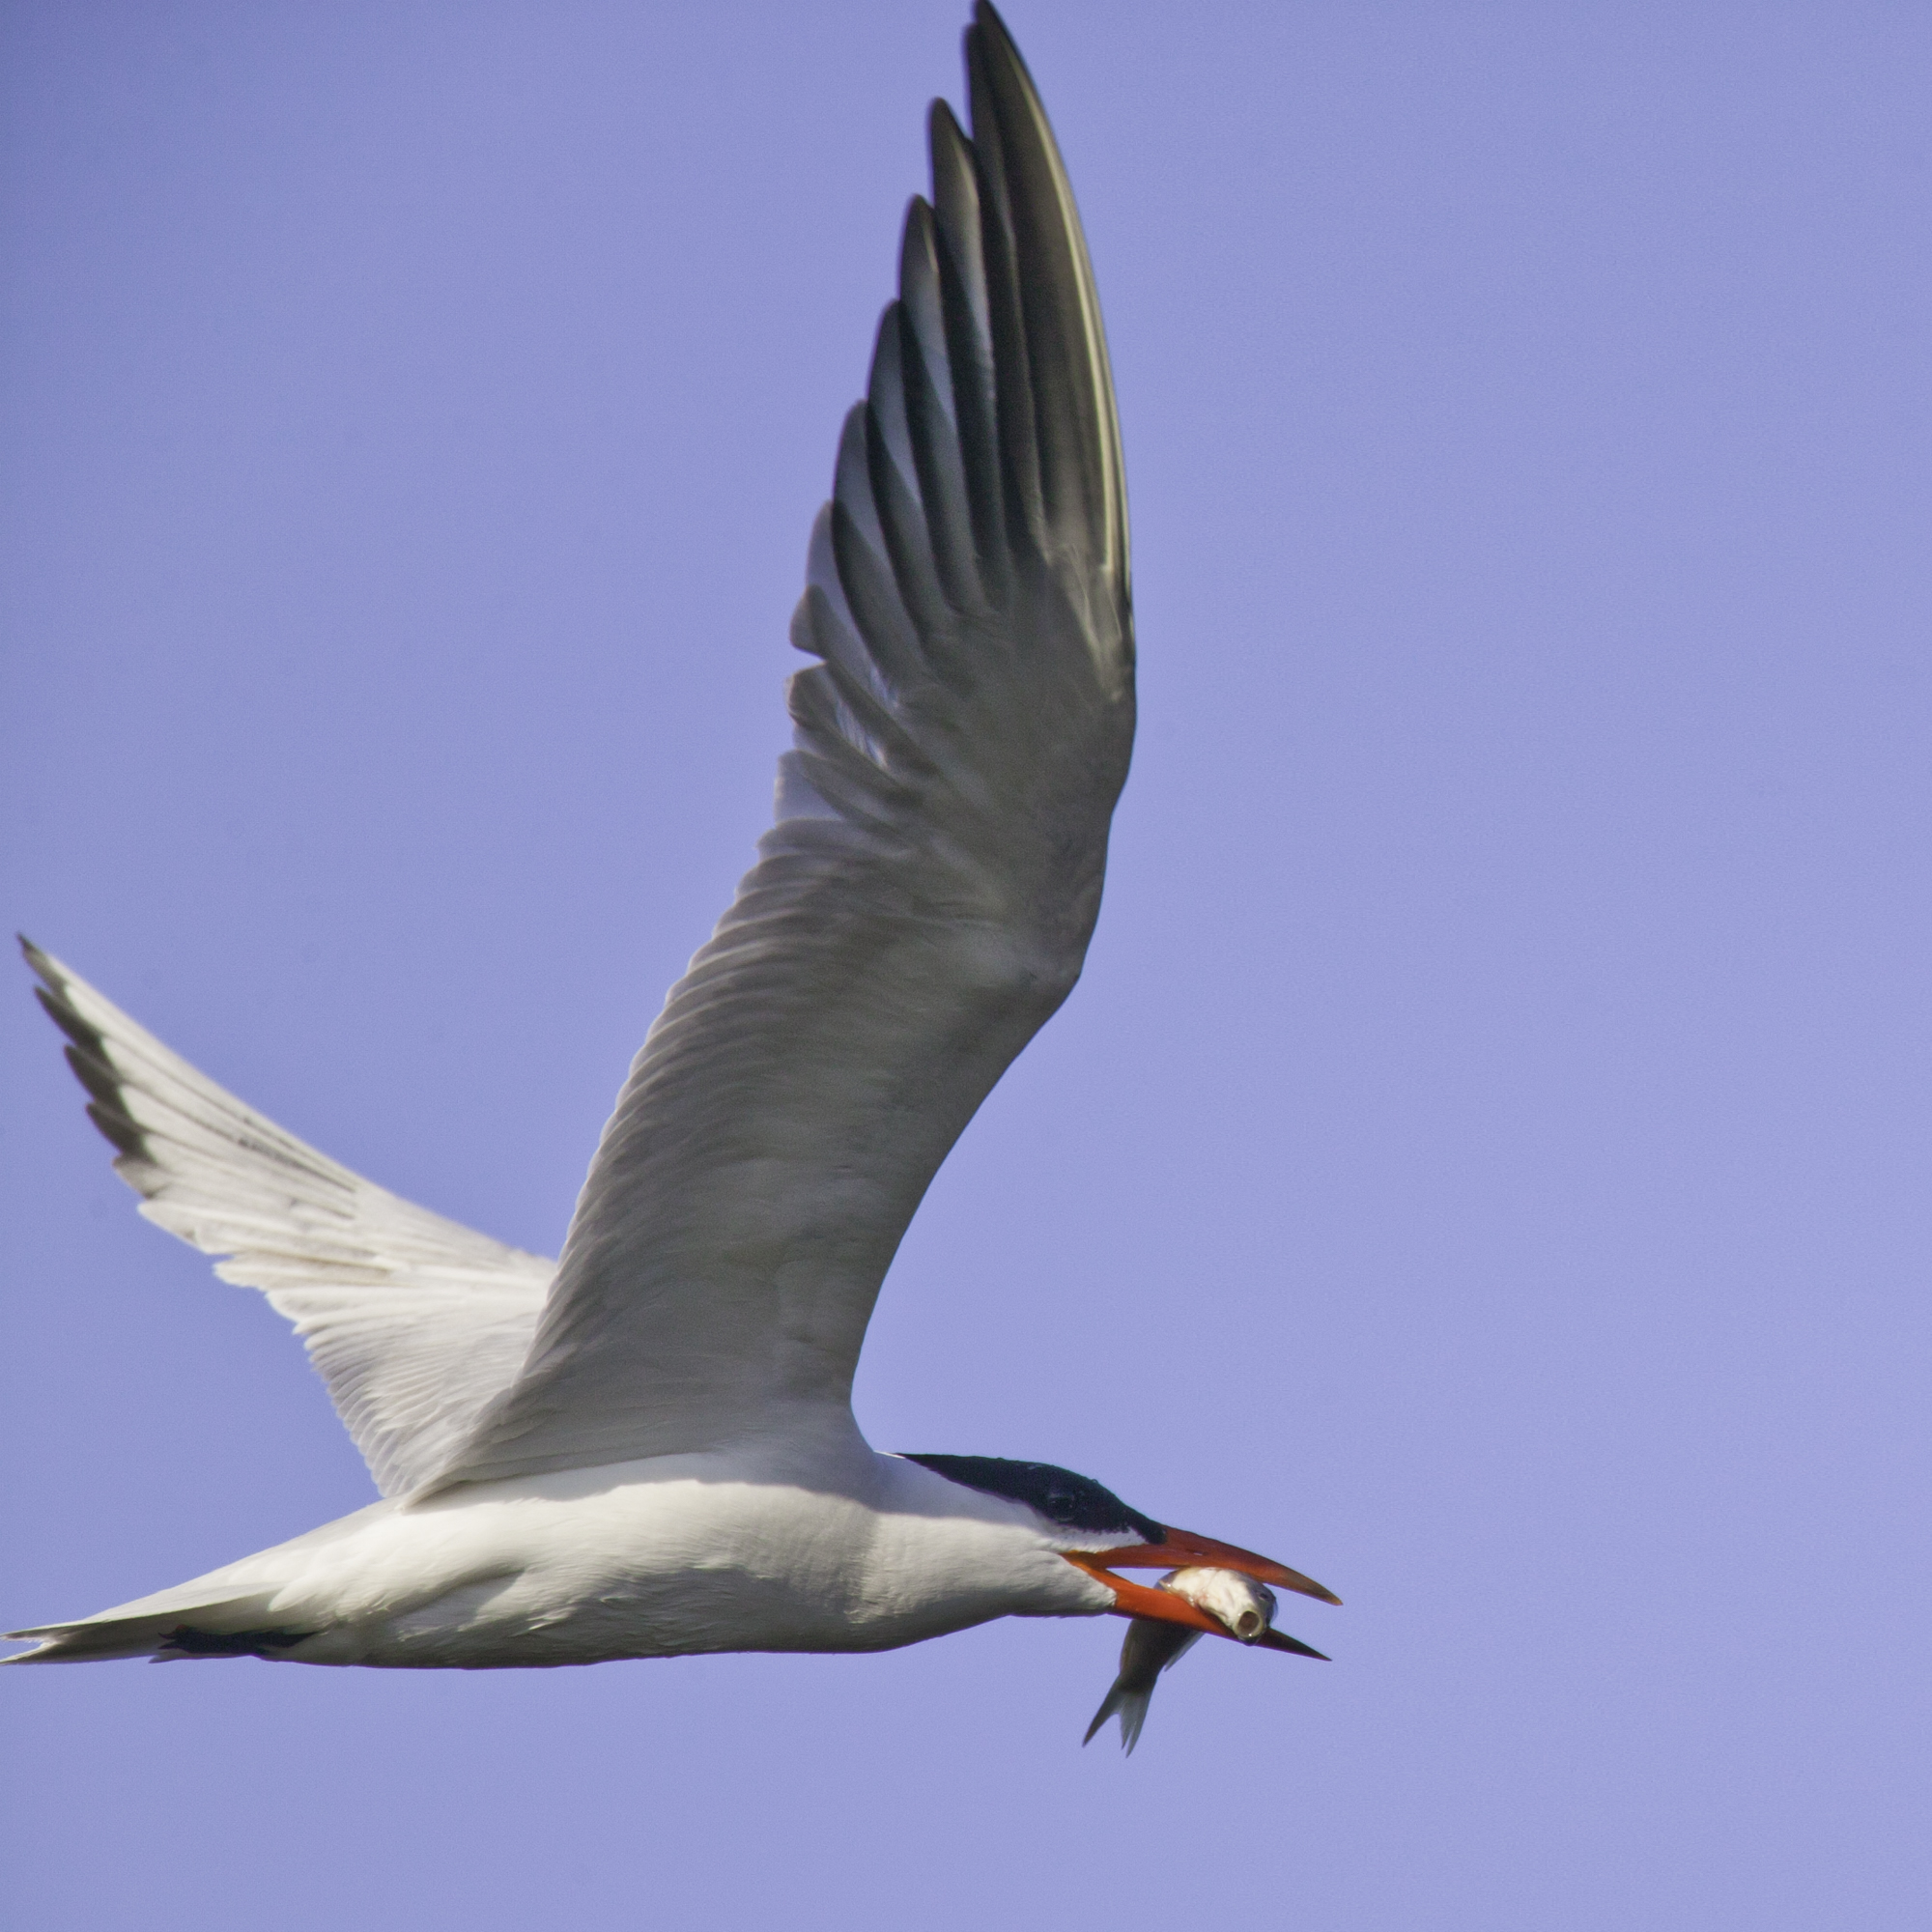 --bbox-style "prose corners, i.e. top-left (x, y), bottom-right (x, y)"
top-left (1065, 1526), bottom-right (1341, 1608)
top-left (1068, 1539), bottom-right (1338, 1752)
